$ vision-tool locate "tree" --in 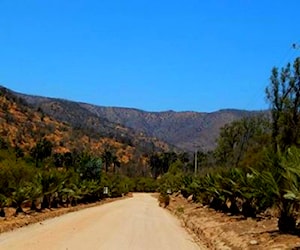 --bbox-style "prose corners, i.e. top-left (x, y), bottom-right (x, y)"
top-left (149, 153), bottom-right (162, 178)
top-left (64, 152), bottom-right (73, 169)
top-left (4, 163), bottom-right (35, 214)
top-left (102, 149), bottom-right (113, 173)
top-left (266, 57), bottom-right (300, 152)
top-left (195, 151), bottom-right (216, 173)
top-left (53, 152), bottom-right (75, 169)
top-left (14, 146), bottom-right (24, 161)
top-left (159, 160), bottom-right (184, 194)
top-left (53, 153), bottom-right (64, 167)
top-left (30, 138), bottom-right (53, 167)
top-left (38, 169), bottom-right (65, 209)
top-left (215, 115), bottom-right (270, 168)
top-left (112, 155), bottom-right (120, 173)
top-left (177, 152), bottom-right (192, 173)
top-left (79, 157), bottom-right (102, 181)
top-left (260, 57), bottom-right (300, 233)
top-left (11, 185), bottom-right (31, 214)
top-left (149, 152), bottom-right (178, 178)
top-left (258, 147), bottom-right (300, 233)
